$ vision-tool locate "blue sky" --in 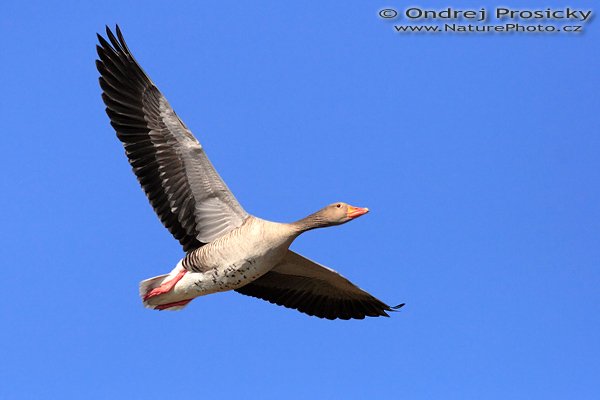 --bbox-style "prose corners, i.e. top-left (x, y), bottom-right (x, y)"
top-left (2, 1), bottom-right (599, 398)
